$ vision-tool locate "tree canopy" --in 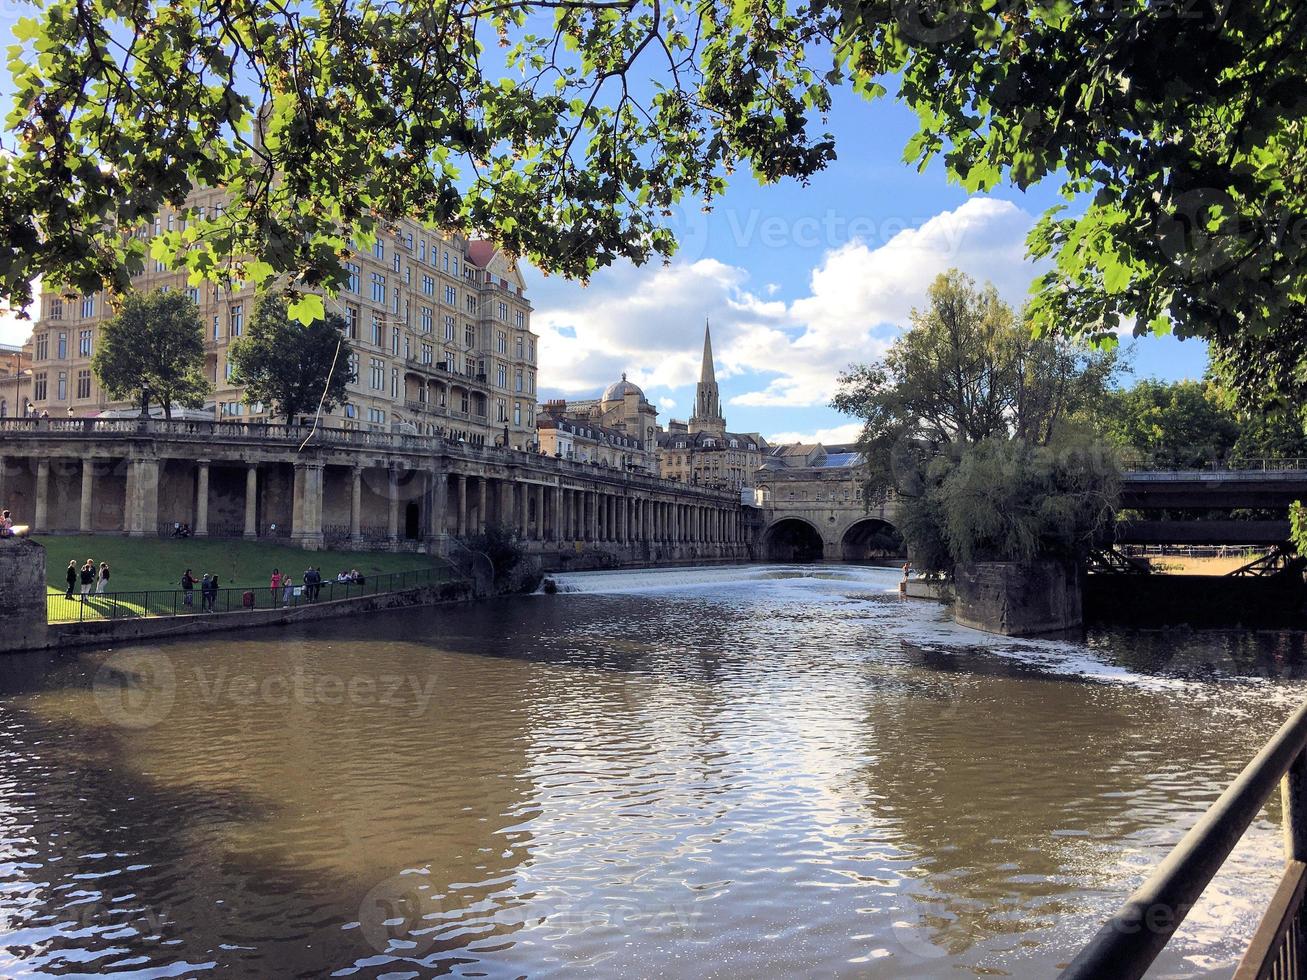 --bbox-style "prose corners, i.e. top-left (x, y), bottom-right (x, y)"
top-left (3, 0), bottom-right (1303, 370)
top-left (90, 289), bottom-right (209, 419)
top-left (228, 294), bottom-right (355, 424)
